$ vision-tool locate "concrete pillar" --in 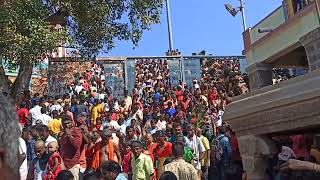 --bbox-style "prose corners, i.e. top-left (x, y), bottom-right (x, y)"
top-left (238, 135), bottom-right (277, 180)
top-left (300, 27), bottom-right (320, 71)
top-left (247, 62), bottom-right (273, 91)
